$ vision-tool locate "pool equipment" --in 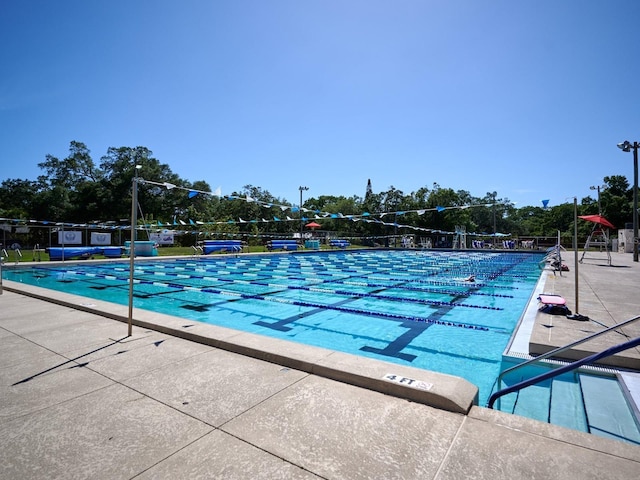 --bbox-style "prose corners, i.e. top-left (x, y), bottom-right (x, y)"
top-left (124, 241), bottom-right (158, 256)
